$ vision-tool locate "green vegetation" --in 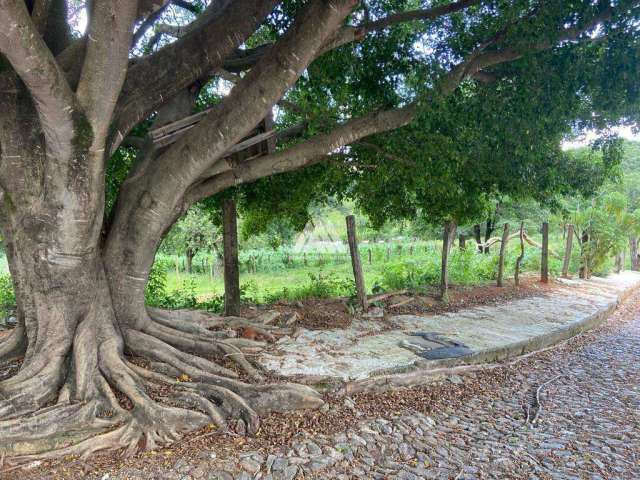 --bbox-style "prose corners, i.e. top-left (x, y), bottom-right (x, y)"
top-left (0, 273), bottom-right (15, 320)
